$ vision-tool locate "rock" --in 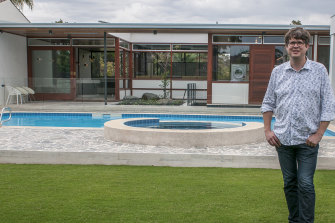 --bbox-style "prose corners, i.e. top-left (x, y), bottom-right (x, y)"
top-left (123, 95), bottom-right (139, 101)
top-left (142, 93), bottom-right (160, 100)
